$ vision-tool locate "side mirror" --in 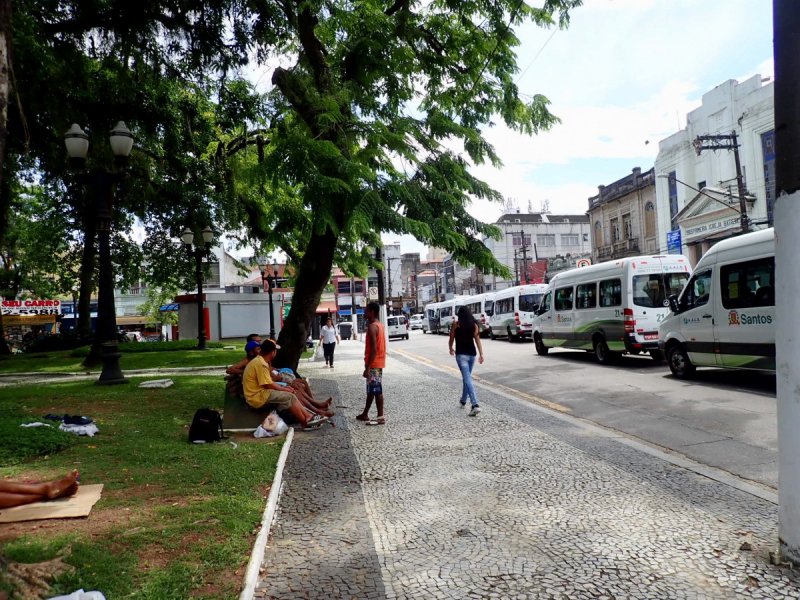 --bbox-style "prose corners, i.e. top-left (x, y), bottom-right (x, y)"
top-left (668, 294), bottom-right (680, 314)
